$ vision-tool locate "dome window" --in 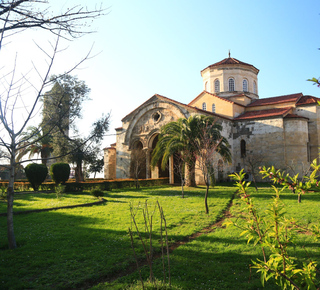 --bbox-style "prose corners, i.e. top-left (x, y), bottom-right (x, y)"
top-left (243, 79), bottom-right (248, 92)
top-left (228, 78), bottom-right (235, 92)
top-left (214, 79), bottom-right (220, 93)
top-left (253, 81), bottom-right (257, 94)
